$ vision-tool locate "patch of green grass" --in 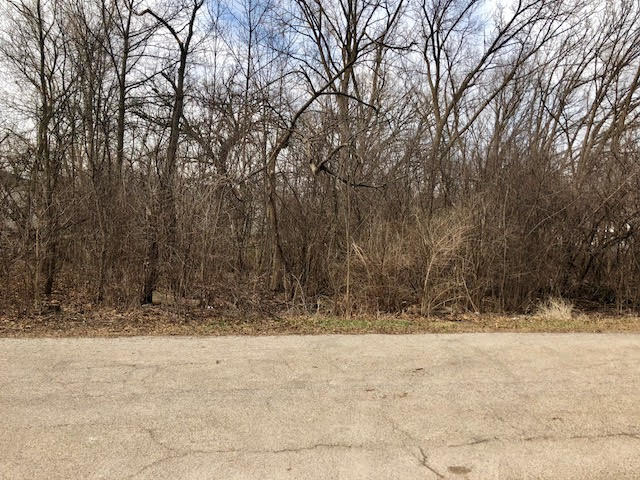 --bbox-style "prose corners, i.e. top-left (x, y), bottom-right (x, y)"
top-left (285, 315), bottom-right (412, 333)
